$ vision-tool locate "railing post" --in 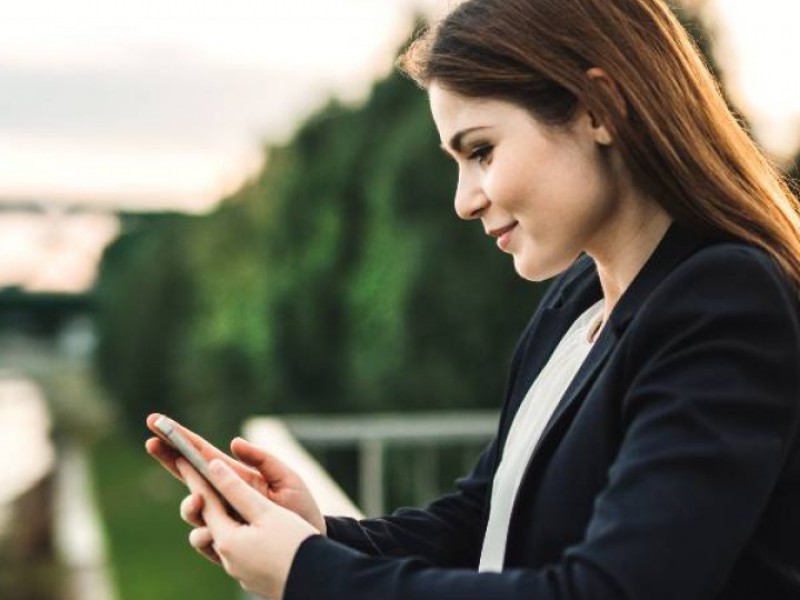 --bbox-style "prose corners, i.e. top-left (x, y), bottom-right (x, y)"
top-left (359, 438), bottom-right (385, 517)
top-left (412, 443), bottom-right (439, 506)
